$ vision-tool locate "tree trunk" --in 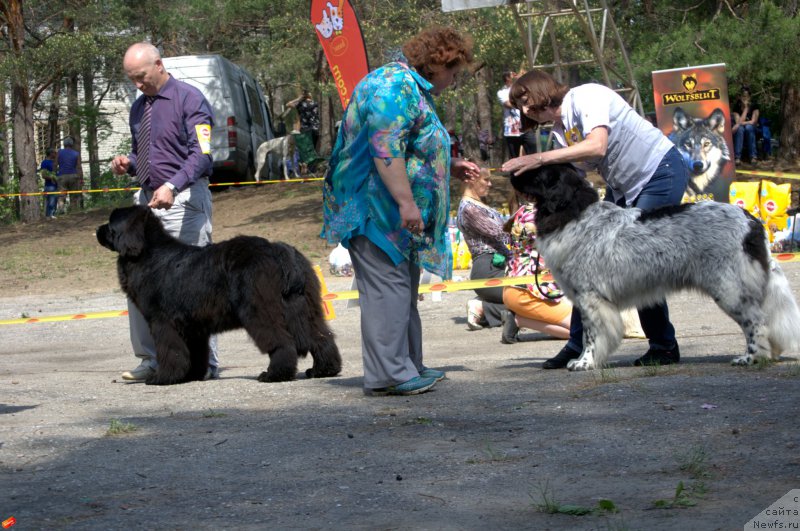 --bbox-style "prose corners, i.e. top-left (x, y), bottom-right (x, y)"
top-left (47, 79), bottom-right (62, 152)
top-left (83, 70), bottom-right (101, 189)
top-left (67, 73), bottom-right (82, 208)
top-left (3, 0), bottom-right (39, 221)
top-left (0, 83), bottom-right (8, 186)
top-left (13, 85), bottom-right (40, 222)
top-left (461, 92), bottom-right (478, 161)
top-left (67, 74), bottom-right (80, 145)
top-left (777, 82), bottom-right (800, 167)
top-left (444, 100), bottom-right (457, 133)
top-left (318, 87), bottom-right (332, 157)
top-left (475, 66), bottom-right (494, 166)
